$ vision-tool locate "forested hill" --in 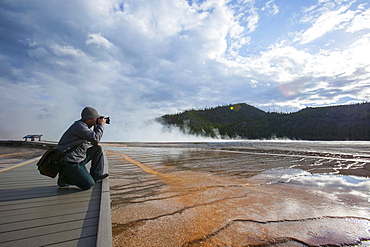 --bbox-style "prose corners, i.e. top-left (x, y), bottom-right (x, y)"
top-left (158, 102), bottom-right (370, 140)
